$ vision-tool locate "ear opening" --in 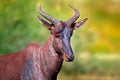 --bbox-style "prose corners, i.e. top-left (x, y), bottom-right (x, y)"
top-left (38, 16), bottom-right (53, 30)
top-left (72, 18), bottom-right (88, 29)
